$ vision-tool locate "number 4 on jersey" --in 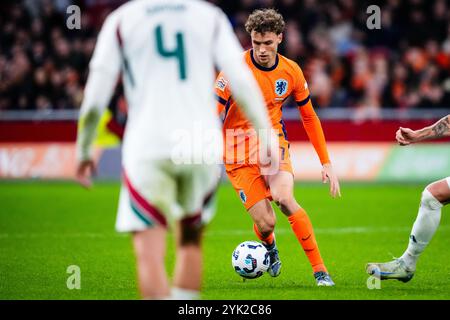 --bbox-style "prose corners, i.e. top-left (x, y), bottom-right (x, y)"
top-left (155, 25), bottom-right (187, 80)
